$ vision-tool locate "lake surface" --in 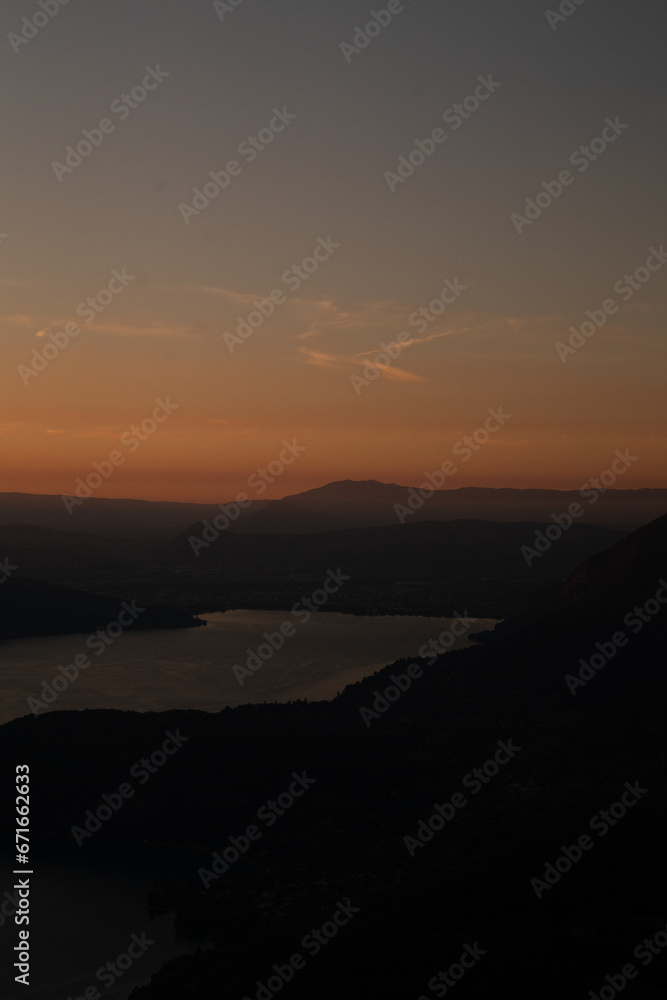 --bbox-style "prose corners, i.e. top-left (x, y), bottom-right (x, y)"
top-left (0, 610), bottom-right (497, 724)
top-left (0, 612), bottom-right (497, 997)
top-left (0, 854), bottom-right (210, 1000)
